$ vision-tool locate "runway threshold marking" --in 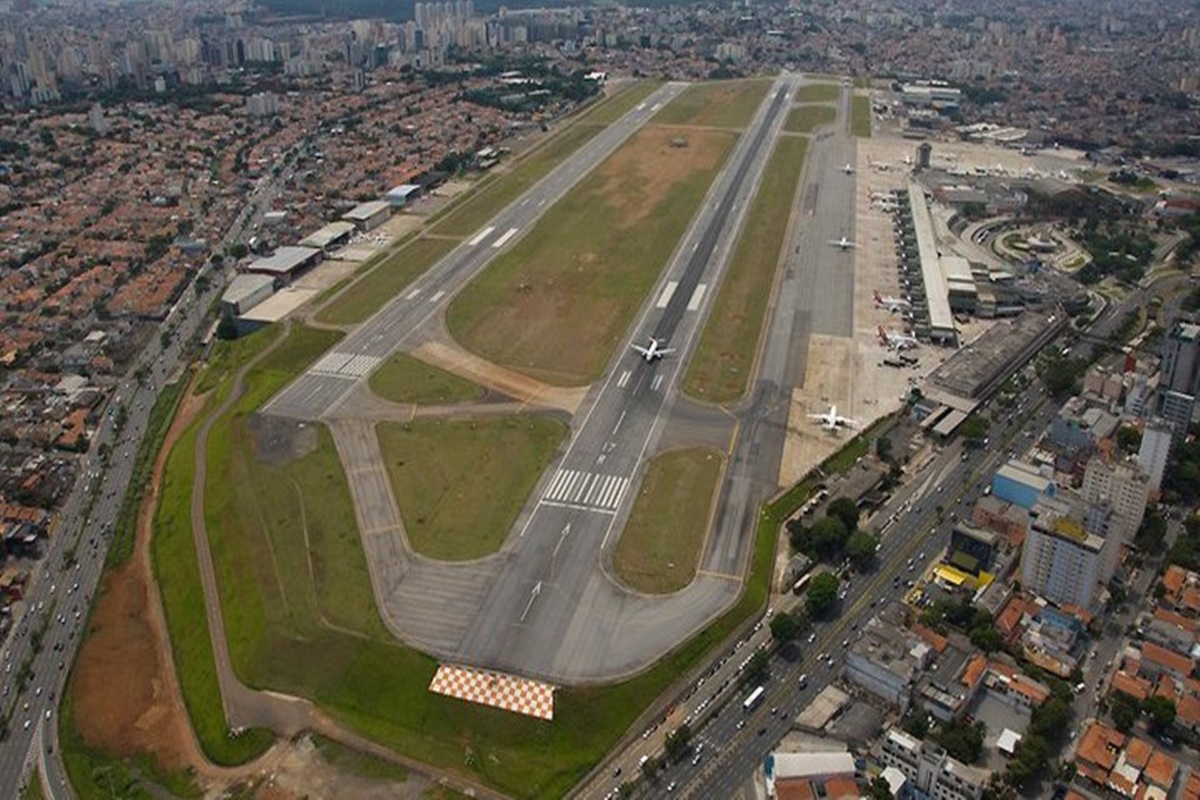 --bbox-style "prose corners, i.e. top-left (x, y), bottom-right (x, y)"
top-left (695, 569), bottom-right (741, 582)
top-left (467, 226), bottom-right (495, 246)
top-left (492, 227), bottom-right (519, 248)
top-left (429, 290), bottom-right (446, 303)
top-left (651, 374), bottom-right (664, 392)
top-left (405, 288), bottom-right (422, 300)
top-left (656, 281), bottom-right (679, 309)
top-left (543, 468), bottom-right (629, 511)
top-left (687, 283), bottom-right (707, 311)
top-left (617, 369), bottom-right (632, 388)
